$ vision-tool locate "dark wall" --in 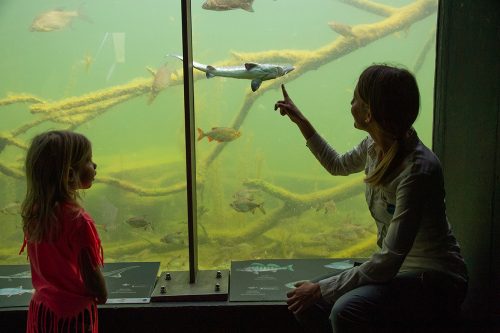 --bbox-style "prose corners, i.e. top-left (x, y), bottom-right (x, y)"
top-left (434, 0), bottom-right (500, 323)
